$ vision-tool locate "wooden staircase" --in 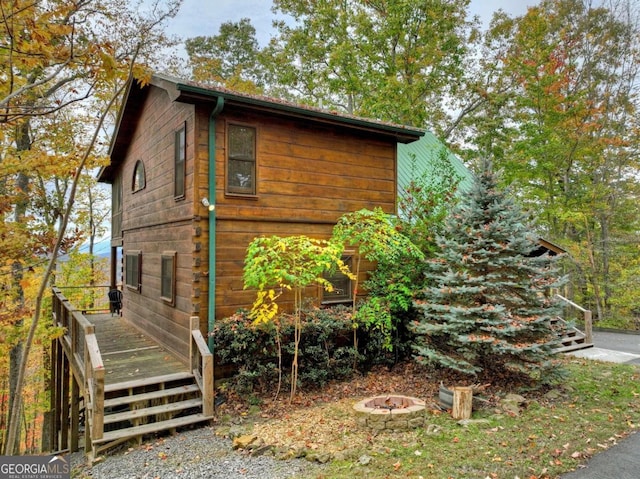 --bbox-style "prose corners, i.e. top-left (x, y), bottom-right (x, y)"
top-left (90, 372), bottom-right (212, 456)
top-left (50, 289), bottom-right (215, 459)
top-left (551, 294), bottom-right (594, 353)
top-left (551, 317), bottom-right (593, 353)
